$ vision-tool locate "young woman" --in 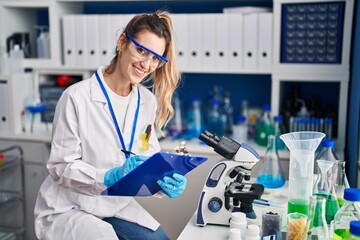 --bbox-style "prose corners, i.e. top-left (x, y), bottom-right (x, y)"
top-left (34, 11), bottom-right (183, 240)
